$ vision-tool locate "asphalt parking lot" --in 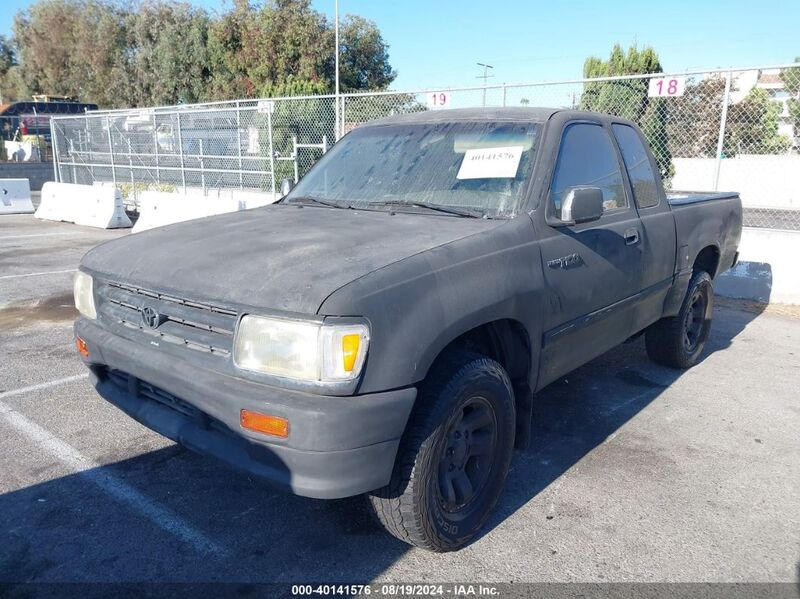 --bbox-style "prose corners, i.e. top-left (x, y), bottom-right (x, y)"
top-left (1, 211), bottom-right (799, 585)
